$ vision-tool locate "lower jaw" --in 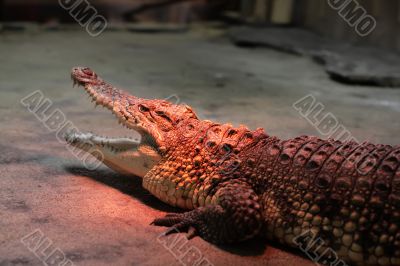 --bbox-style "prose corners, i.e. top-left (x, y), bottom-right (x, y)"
top-left (65, 132), bottom-right (160, 178)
